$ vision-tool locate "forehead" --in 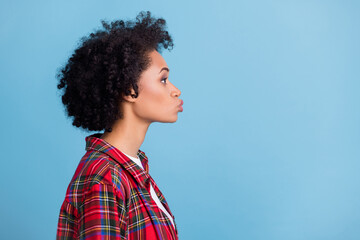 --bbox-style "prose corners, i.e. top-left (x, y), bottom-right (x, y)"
top-left (148, 50), bottom-right (167, 69)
